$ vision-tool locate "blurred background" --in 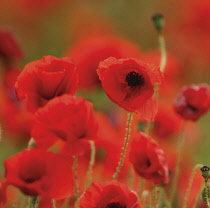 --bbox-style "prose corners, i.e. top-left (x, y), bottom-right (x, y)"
top-left (0, 0), bottom-right (209, 206)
